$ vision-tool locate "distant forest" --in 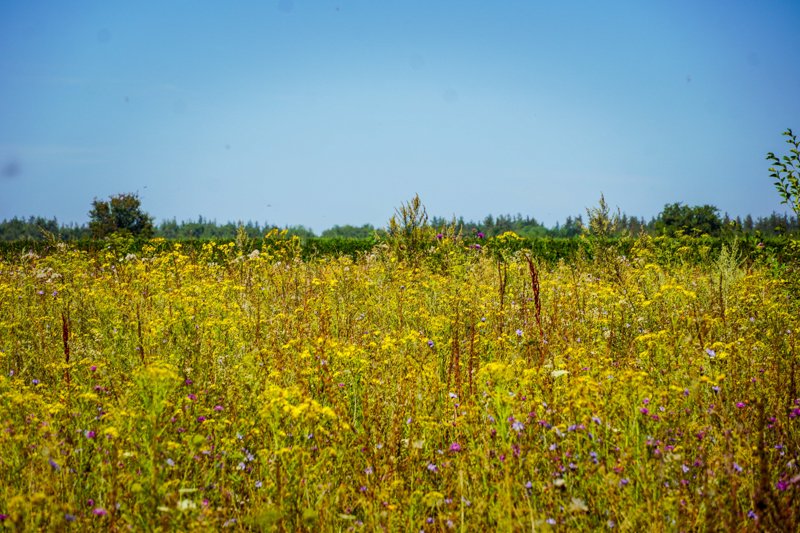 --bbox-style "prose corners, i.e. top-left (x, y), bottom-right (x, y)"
top-left (1, 203), bottom-right (798, 241)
